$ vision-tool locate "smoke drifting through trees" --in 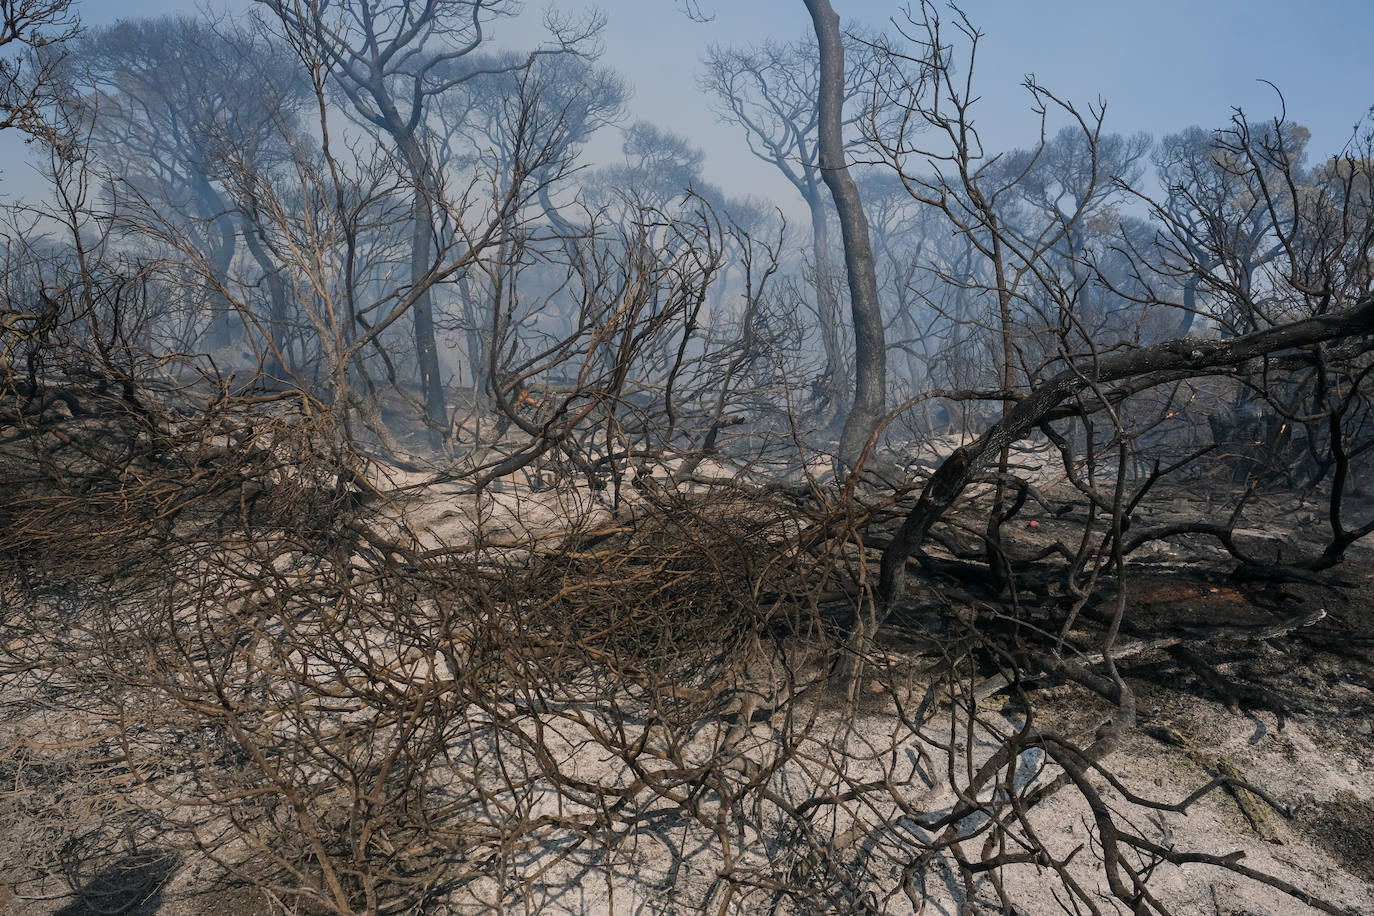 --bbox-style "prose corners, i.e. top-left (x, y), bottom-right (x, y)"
top-left (3, 1), bottom-right (1374, 913)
